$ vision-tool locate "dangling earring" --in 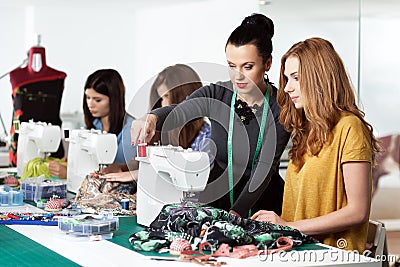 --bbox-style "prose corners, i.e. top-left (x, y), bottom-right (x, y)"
top-left (264, 73), bottom-right (269, 83)
top-left (261, 73), bottom-right (268, 91)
